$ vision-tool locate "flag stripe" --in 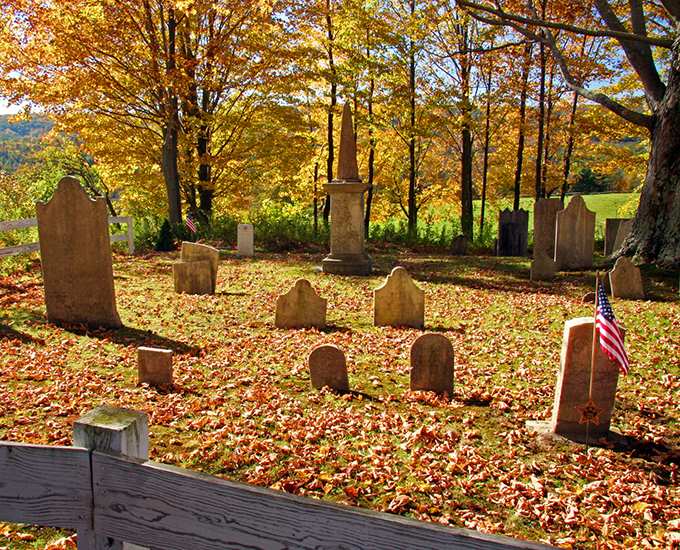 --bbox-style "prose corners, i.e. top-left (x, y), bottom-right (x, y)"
top-left (596, 281), bottom-right (630, 374)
